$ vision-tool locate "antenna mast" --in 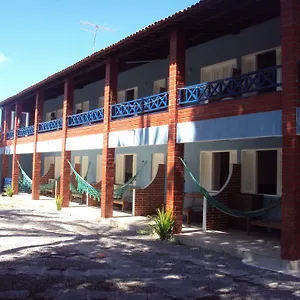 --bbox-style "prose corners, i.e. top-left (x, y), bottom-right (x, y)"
top-left (80, 20), bottom-right (116, 52)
